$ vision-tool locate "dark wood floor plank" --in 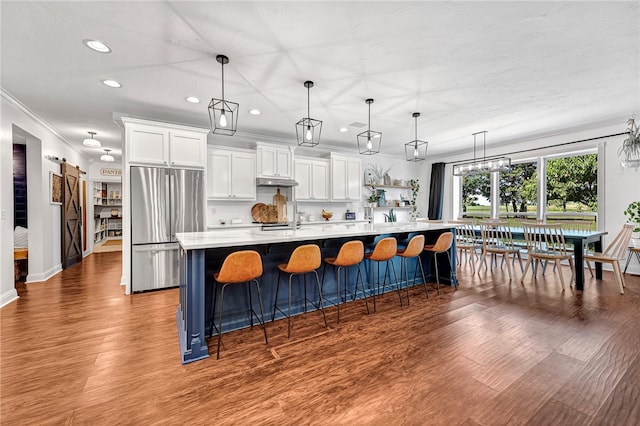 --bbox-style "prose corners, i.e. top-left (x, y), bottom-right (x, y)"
top-left (590, 376), bottom-right (640, 426)
top-left (1, 252), bottom-right (639, 425)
